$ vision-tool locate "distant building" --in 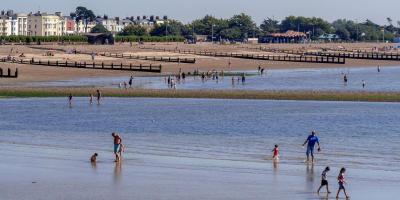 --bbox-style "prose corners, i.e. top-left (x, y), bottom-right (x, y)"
top-left (318, 33), bottom-right (340, 42)
top-left (14, 13), bottom-right (28, 36)
top-left (246, 38), bottom-right (258, 44)
top-left (85, 33), bottom-right (114, 45)
top-left (259, 30), bottom-right (307, 43)
top-left (75, 20), bottom-right (96, 34)
top-left (27, 11), bottom-right (65, 36)
top-left (64, 17), bottom-right (75, 35)
top-left (96, 16), bottom-right (118, 33)
top-left (0, 15), bottom-right (12, 36)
